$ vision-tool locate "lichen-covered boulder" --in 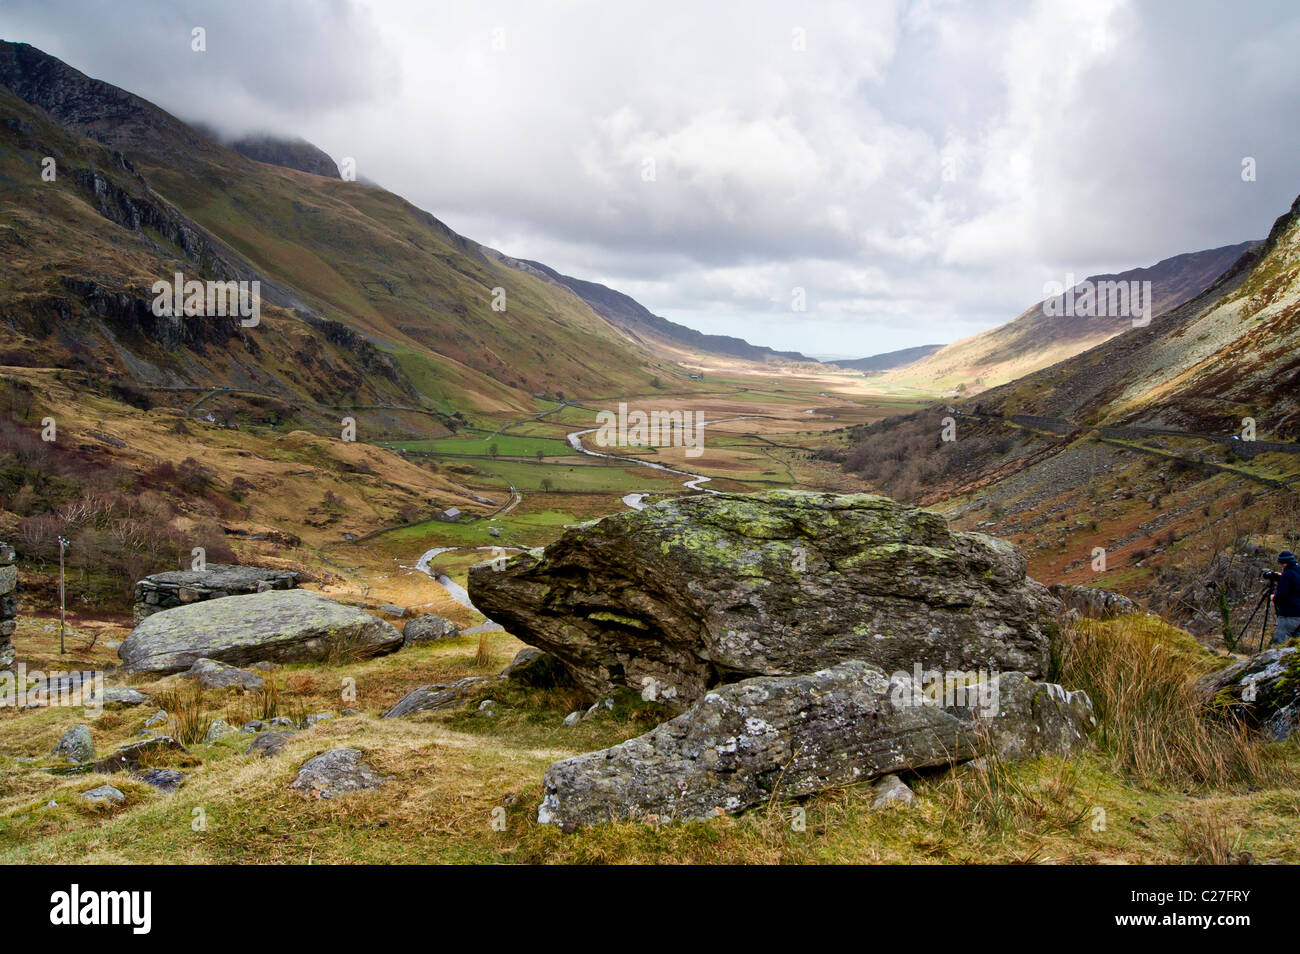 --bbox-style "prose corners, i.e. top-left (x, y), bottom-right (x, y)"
top-left (1197, 646), bottom-right (1299, 741)
top-left (382, 676), bottom-right (496, 718)
top-left (470, 490), bottom-right (1059, 706)
top-left (119, 590), bottom-right (402, 674)
top-left (537, 660), bottom-right (1095, 830)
